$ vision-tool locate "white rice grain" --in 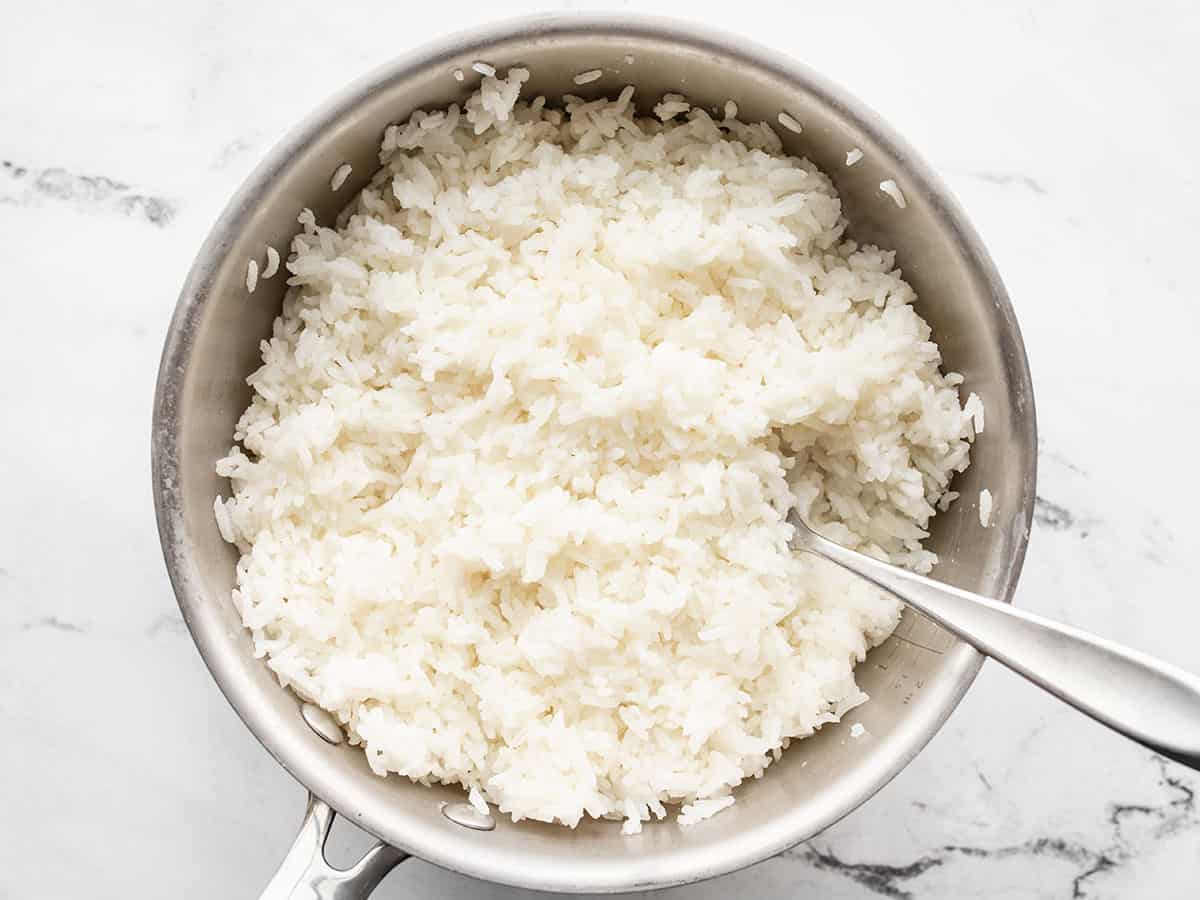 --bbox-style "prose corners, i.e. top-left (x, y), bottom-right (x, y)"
top-left (262, 246), bottom-right (280, 279)
top-left (777, 111), bottom-right (803, 134)
top-left (880, 179), bottom-right (907, 208)
top-left (468, 785), bottom-right (489, 816)
top-left (614, 85), bottom-right (635, 114)
top-left (849, 723), bottom-right (866, 738)
top-left (330, 163), bottom-right (353, 191)
top-left (213, 496), bottom-right (236, 543)
top-left (453, 68), bottom-right (464, 82)
top-left (845, 148), bottom-right (864, 166)
top-left (573, 69), bottom-right (603, 86)
top-left (471, 61), bottom-right (496, 77)
top-left (679, 796), bottom-right (736, 826)
top-left (244, 259), bottom-right (258, 293)
top-left (979, 489), bottom-right (994, 527)
top-left (964, 392), bottom-right (986, 434)
top-left (723, 100), bottom-right (738, 121)
top-left (653, 93), bottom-right (690, 121)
